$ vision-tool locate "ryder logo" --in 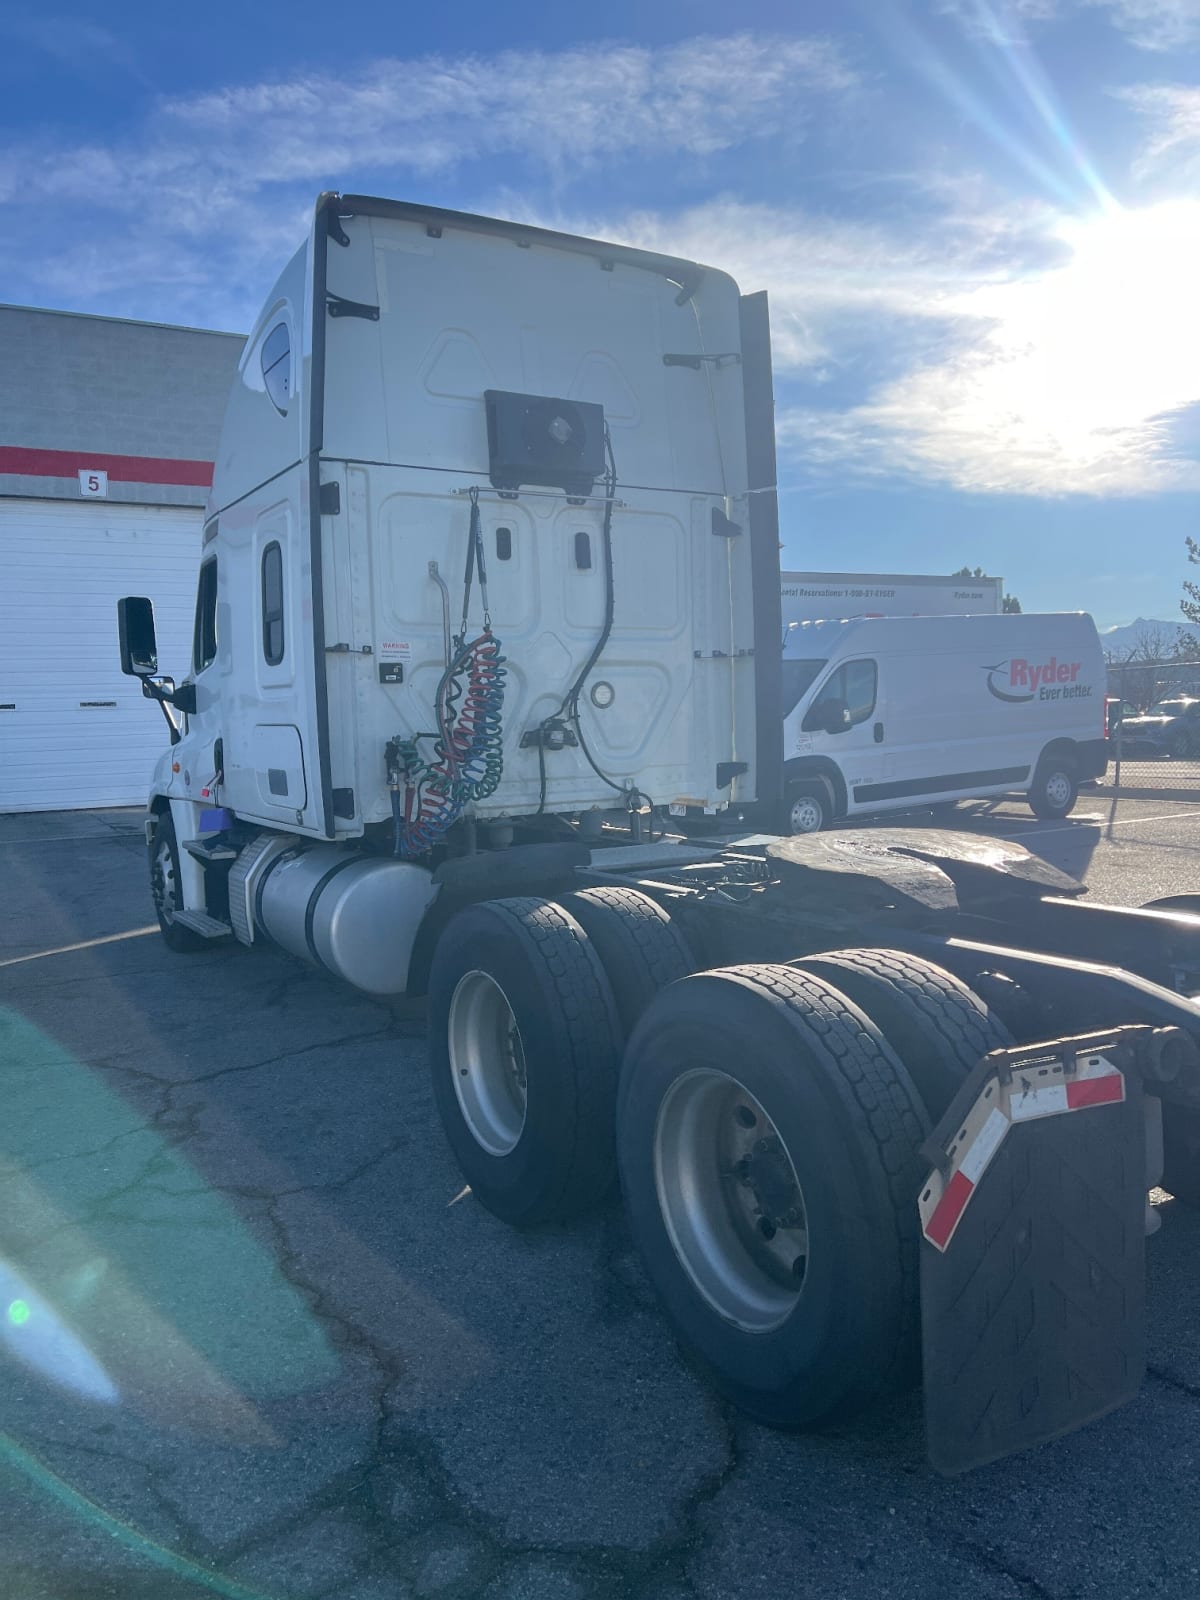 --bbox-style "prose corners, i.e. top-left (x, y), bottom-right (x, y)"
top-left (985, 657), bottom-right (1089, 704)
